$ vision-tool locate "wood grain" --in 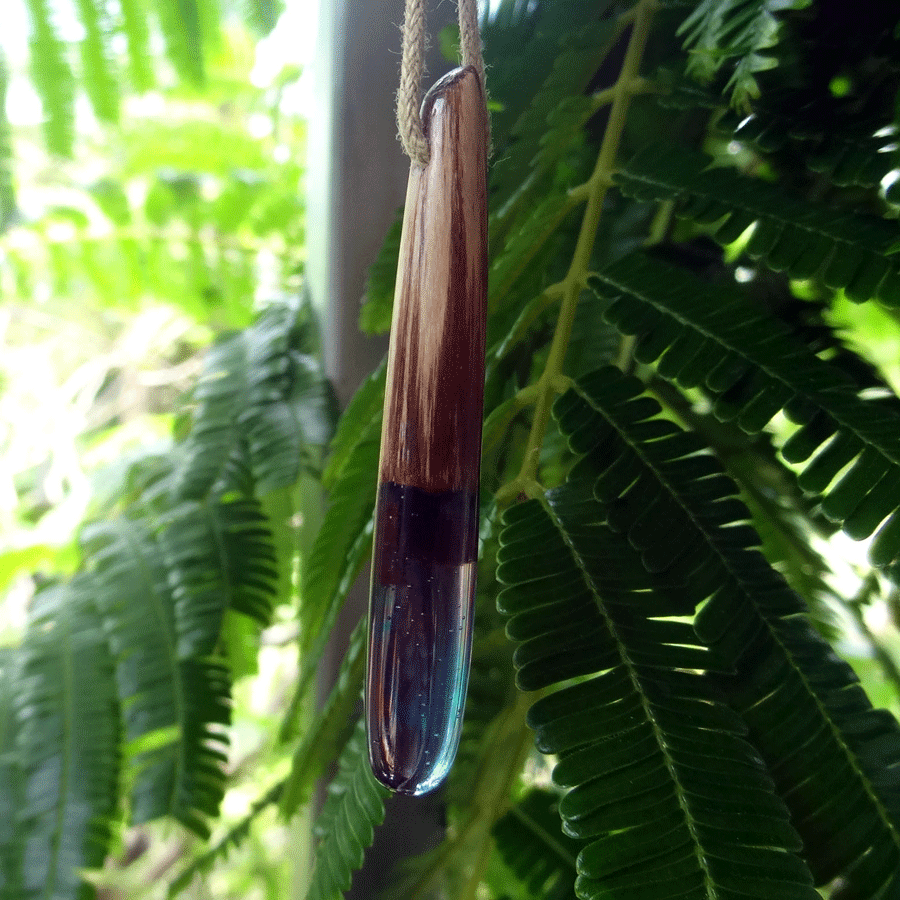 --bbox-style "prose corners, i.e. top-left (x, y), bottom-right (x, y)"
top-left (378, 66), bottom-right (489, 493)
